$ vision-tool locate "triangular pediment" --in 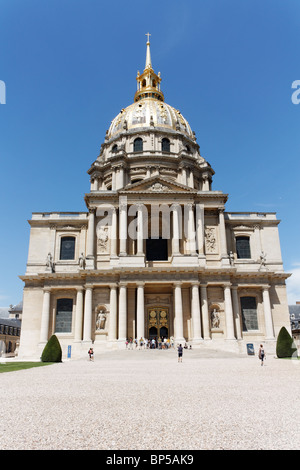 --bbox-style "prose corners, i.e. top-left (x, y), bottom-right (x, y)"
top-left (119, 176), bottom-right (197, 194)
